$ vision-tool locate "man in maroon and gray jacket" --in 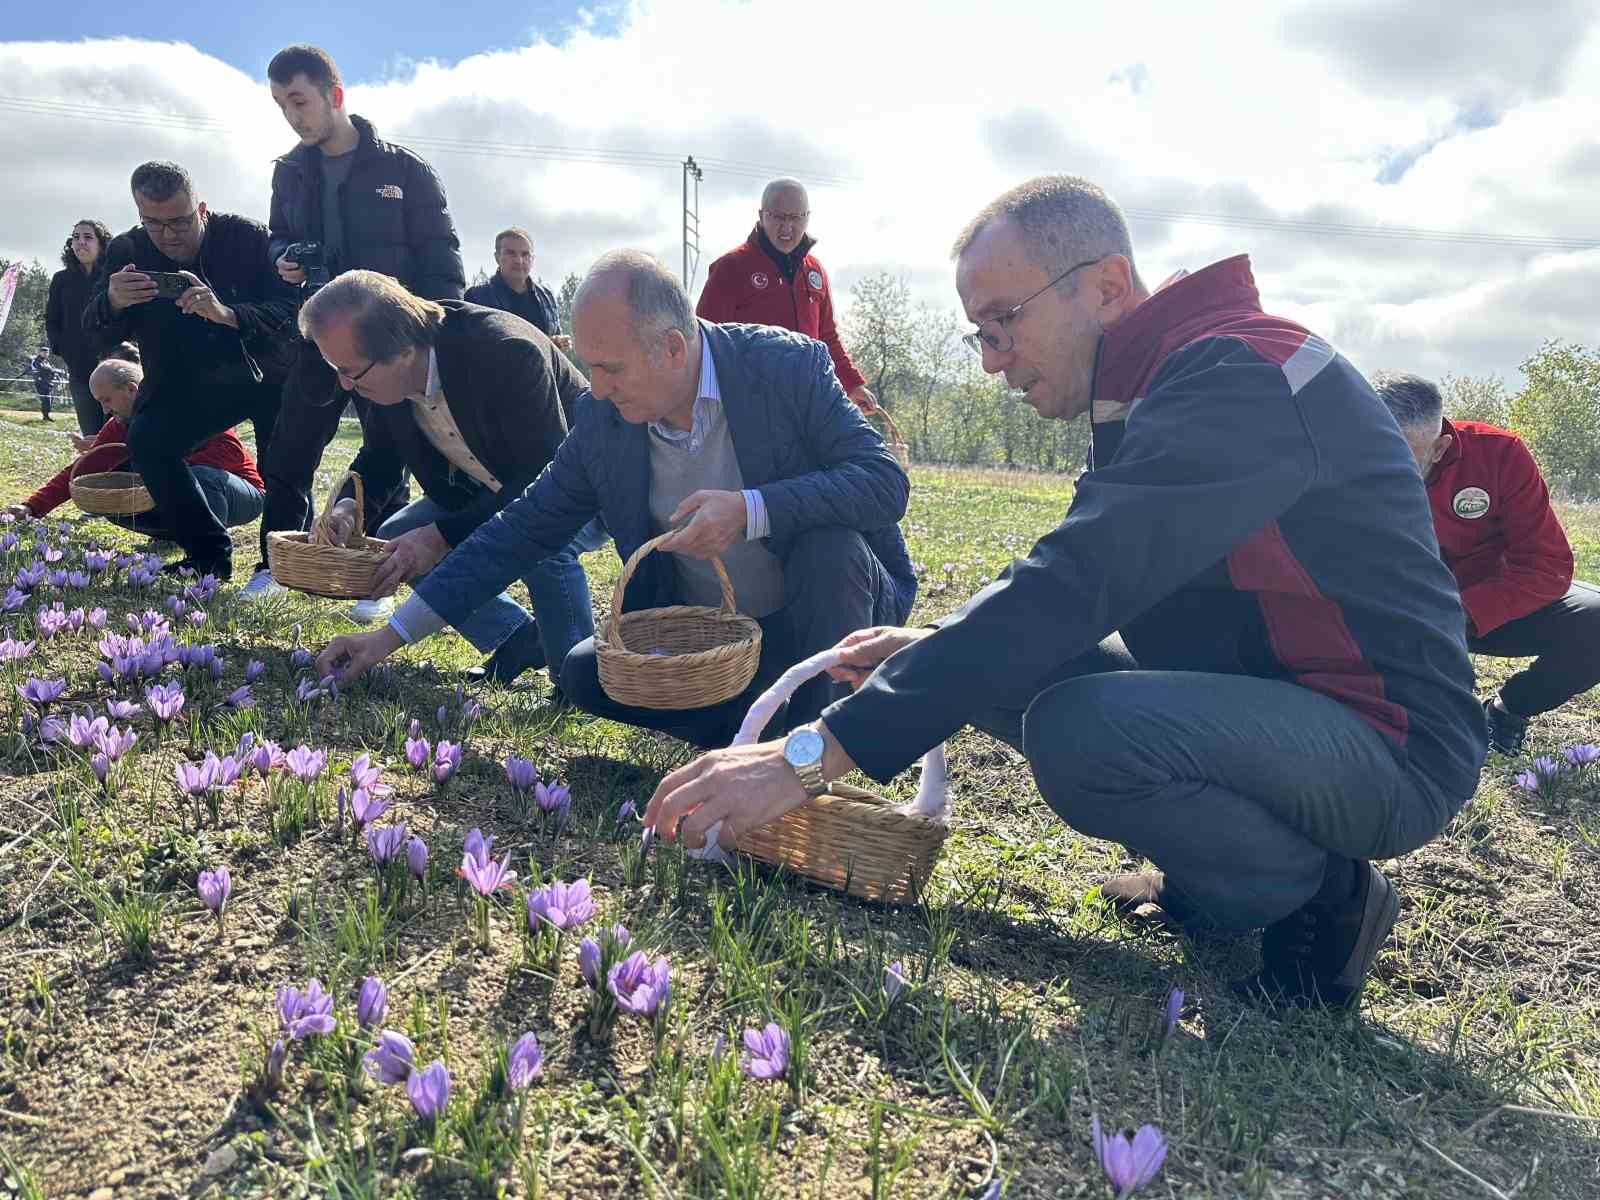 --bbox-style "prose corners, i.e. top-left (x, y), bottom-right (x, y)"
top-left (1374, 372), bottom-right (1600, 755)
top-left (647, 175), bottom-right (1487, 1012)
